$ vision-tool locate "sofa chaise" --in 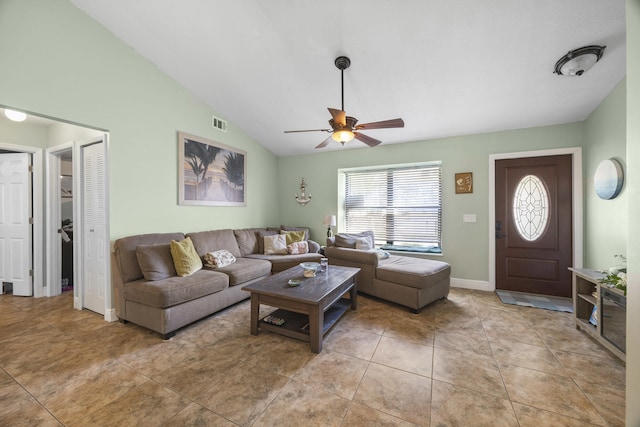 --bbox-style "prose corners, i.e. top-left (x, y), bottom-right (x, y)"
top-left (324, 231), bottom-right (451, 312)
top-left (111, 226), bottom-right (322, 338)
